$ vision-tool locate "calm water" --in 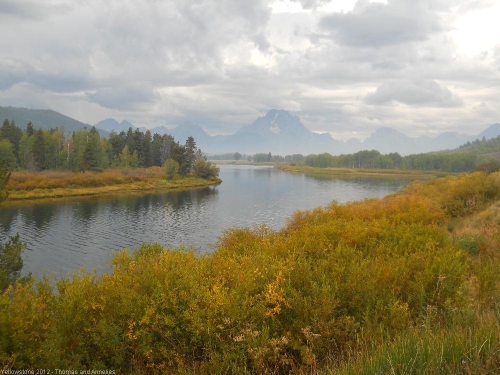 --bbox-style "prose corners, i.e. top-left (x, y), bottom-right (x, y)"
top-left (0, 165), bottom-right (415, 277)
